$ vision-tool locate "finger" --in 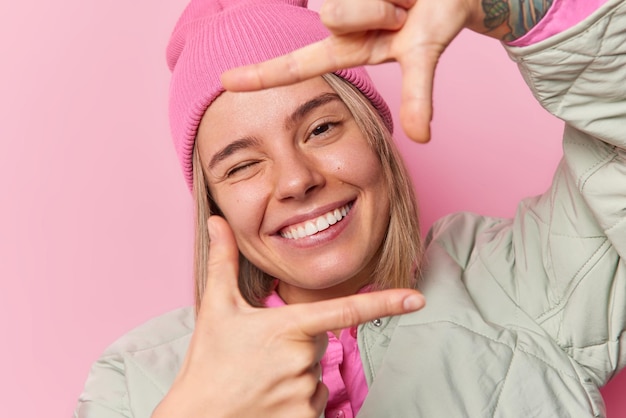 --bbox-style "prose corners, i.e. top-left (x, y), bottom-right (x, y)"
top-left (312, 333), bottom-right (329, 363)
top-left (309, 381), bottom-right (329, 417)
top-left (320, 0), bottom-right (410, 34)
top-left (369, 0), bottom-right (418, 12)
top-left (222, 37), bottom-right (359, 92)
top-left (200, 216), bottom-right (244, 313)
top-left (392, 0), bottom-right (466, 143)
top-left (397, 51), bottom-right (438, 143)
top-left (388, 0), bottom-right (418, 7)
top-left (221, 30), bottom-right (396, 93)
top-left (295, 289), bottom-right (425, 336)
top-left (310, 362), bottom-right (322, 382)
